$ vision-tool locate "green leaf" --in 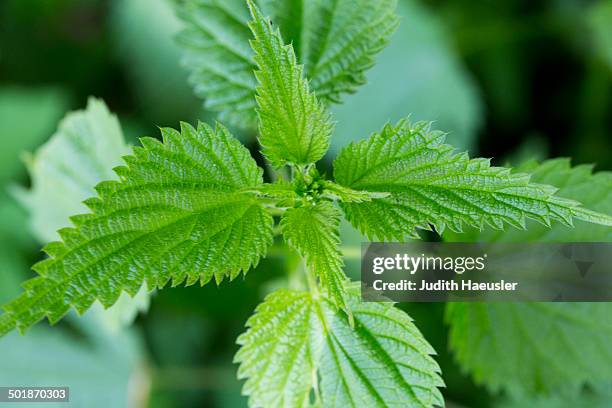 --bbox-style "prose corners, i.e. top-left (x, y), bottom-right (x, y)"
top-left (447, 158), bottom-right (612, 243)
top-left (261, 0), bottom-right (399, 104)
top-left (236, 285), bottom-right (444, 408)
top-left (334, 120), bottom-right (612, 240)
top-left (281, 201), bottom-right (350, 315)
top-left (445, 159), bottom-right (612, 396)
top-left (176, 0), bottom-right (398, 128)
top-left (0, 121), bottom-right (274, 336)
top-left (235, 289), bottom-right (323, 408)
top-left (14, 98), bottom-right (152, 332)
top-left (321, 286), bottom-right (444, 408)
top-left (247, 0), bottom-right (333, 167)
